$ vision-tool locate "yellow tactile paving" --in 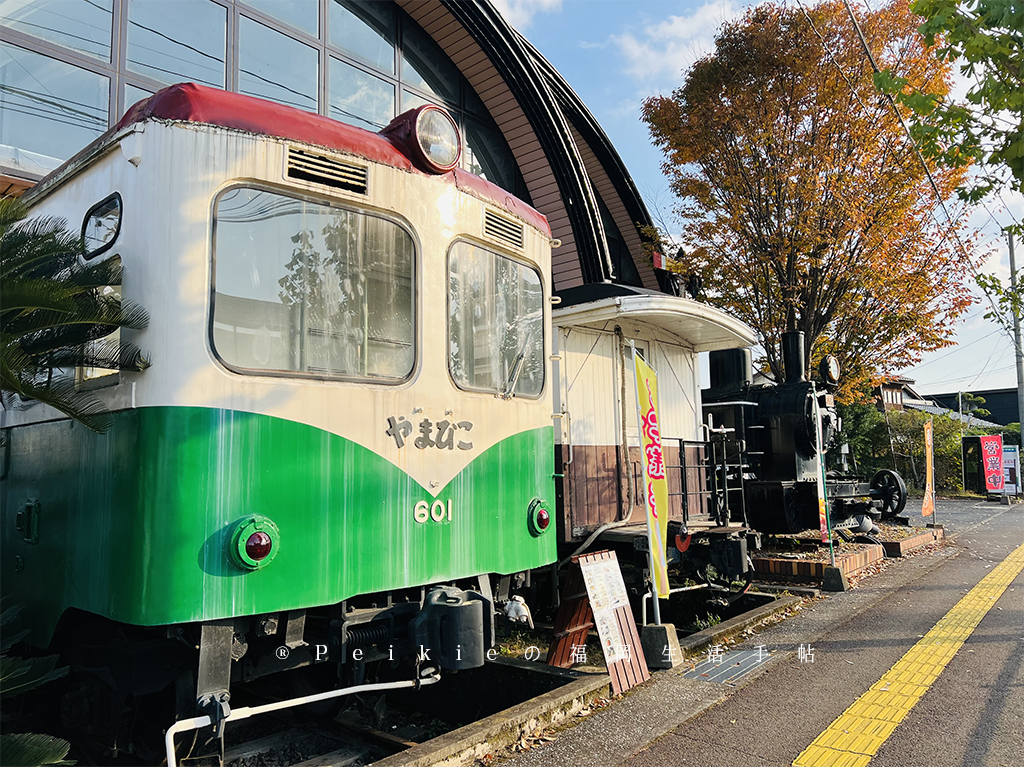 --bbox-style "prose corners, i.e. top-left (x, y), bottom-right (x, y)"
top-left (793, 540), bottom-right (1024, 766)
